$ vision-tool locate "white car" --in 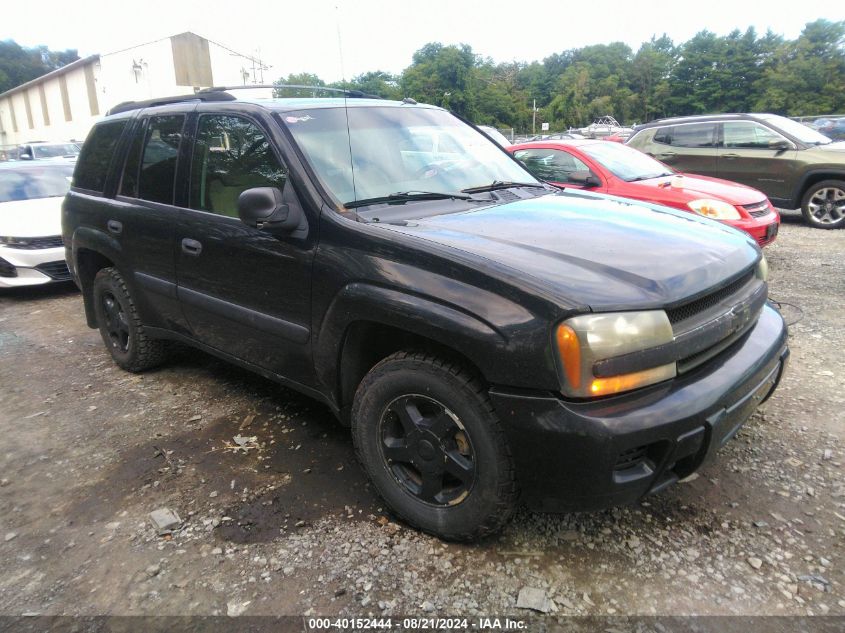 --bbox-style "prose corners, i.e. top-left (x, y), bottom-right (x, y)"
top-left (0, 162), bottom-right (74, 288)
